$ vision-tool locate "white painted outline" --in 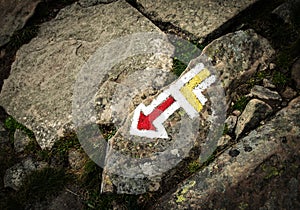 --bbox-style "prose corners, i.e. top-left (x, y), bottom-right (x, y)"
top-left (130, 63), bottom-right (216, 138)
